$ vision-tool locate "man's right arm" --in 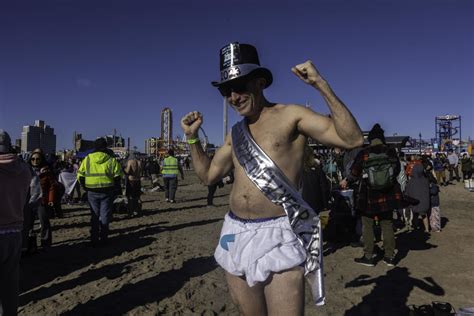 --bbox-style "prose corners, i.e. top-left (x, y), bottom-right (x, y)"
top-left (182, 111), bottom-right (234, 185)
top-left (189, 133), bottom-right (234, 185)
